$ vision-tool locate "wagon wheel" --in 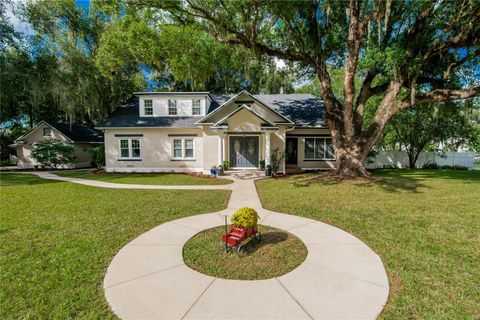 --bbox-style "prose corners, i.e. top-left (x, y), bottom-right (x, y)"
top-left (237, 244), bottom-right (244, 253)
